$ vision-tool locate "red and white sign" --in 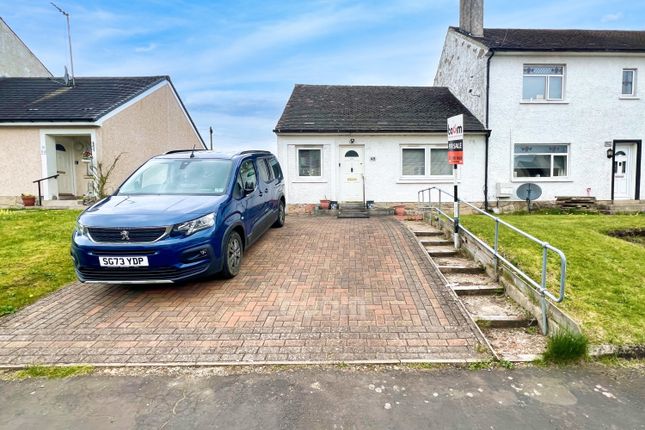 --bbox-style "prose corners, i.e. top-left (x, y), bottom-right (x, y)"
top-left (447, 114), bottom-right (464, 165)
